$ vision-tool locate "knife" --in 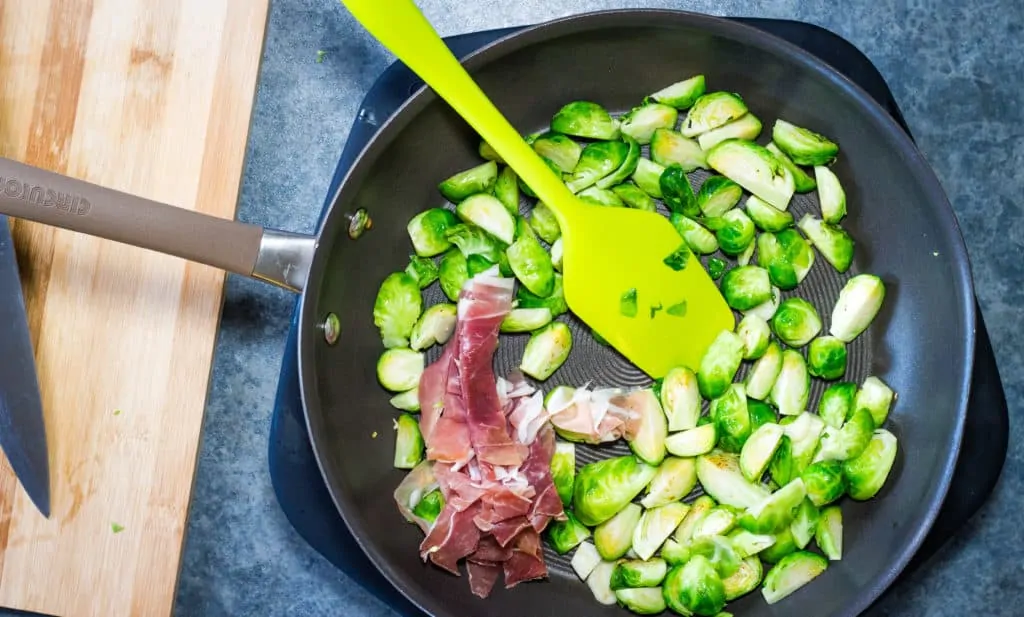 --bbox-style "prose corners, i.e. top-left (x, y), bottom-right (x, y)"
top-left (0, 216), bottom-right (50, 517)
